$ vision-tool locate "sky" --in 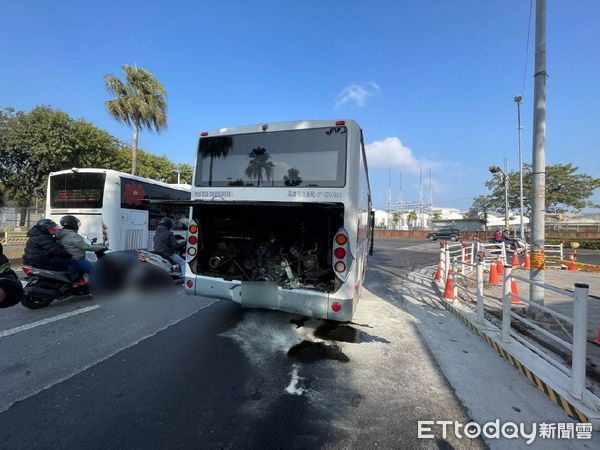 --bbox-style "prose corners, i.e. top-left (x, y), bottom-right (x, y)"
top-left (1, 0), bottom-right (599, 211)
